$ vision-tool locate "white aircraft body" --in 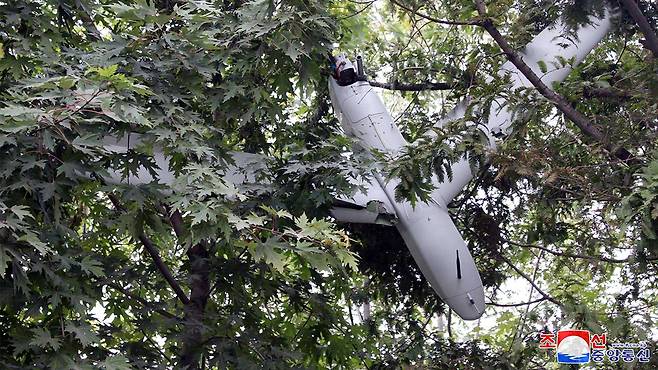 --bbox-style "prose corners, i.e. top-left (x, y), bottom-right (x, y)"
top-left (100, 11), bottom-right (613, 320)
